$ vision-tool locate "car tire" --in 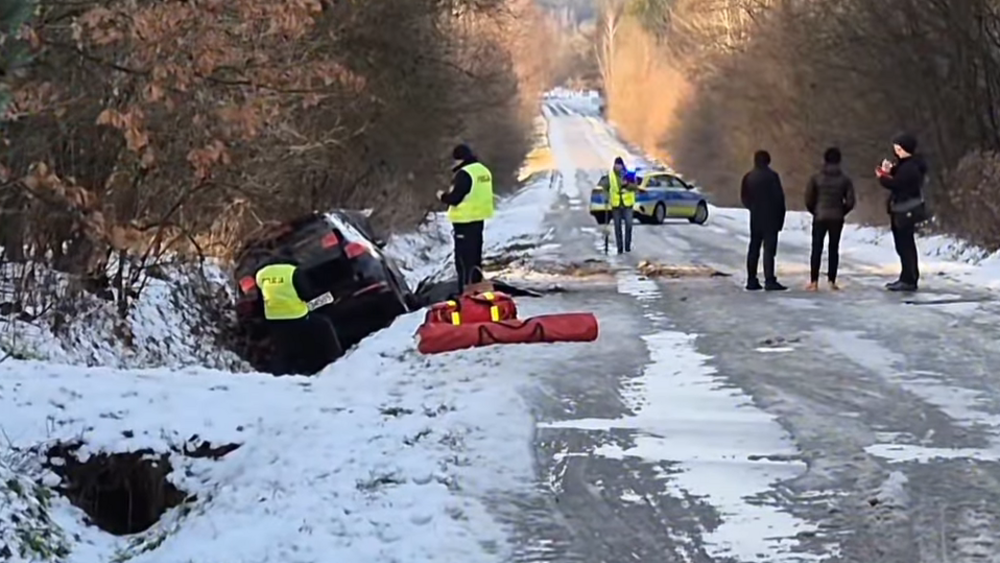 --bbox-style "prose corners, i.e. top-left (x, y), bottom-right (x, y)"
top-left (653, 202), bottom-right (666, 225)
top-left (593, 212), bottom-right (609, 225)
top-left (689, 201), bottom-right (709, 225)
